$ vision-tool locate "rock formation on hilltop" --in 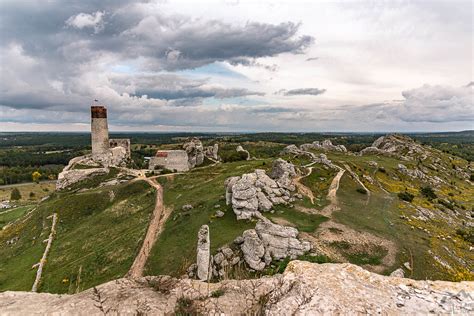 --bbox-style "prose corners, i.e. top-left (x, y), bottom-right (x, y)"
top-left (183, 137), bottom-right (219, 168)
top-left (360, 134), bottom-right (427, 159)
top-left (183, 137), bottom-right (205, 168)
top-left (2, 261), bottom-right (472, 315)
top-left (224, 159), bottom-right (297, 220)
top-left (300, 139), bottom-right (347, 152)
